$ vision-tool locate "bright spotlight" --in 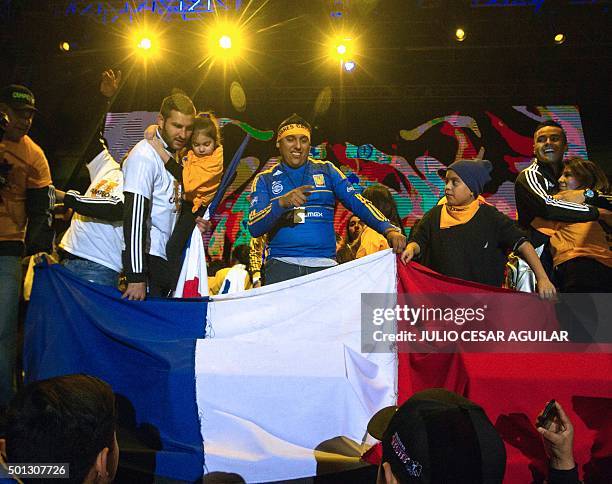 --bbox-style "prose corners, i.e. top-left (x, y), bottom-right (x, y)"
top-left (554, 33), bottom-right (566, 44)
top-left (328, 36), bottom-right (356, 62)
top-left (59, 41), bottom-right (70, 52)
top-left (207, 22), bottom-right (245, 61)
top-left (343, 60), bottom-right (356, 72)
top-left (129, 29), bottom-right (160, 61)
top-left (455, 28), bottom-right (466, 42)
top-left (138, 37), bottom-right (152, 50)
top-left (219, 35), bottom-right (232, 49)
